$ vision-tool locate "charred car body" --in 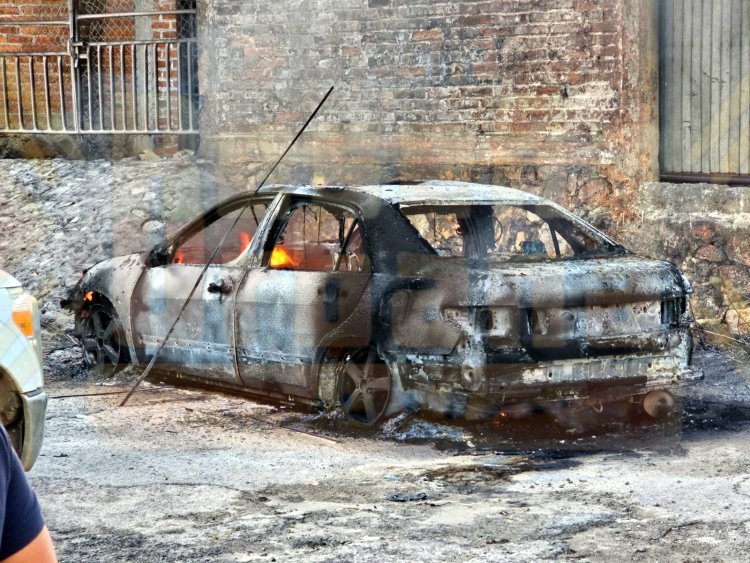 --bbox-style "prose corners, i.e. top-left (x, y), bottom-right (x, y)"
top-left (64, 181), bottom-right (700, 426)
